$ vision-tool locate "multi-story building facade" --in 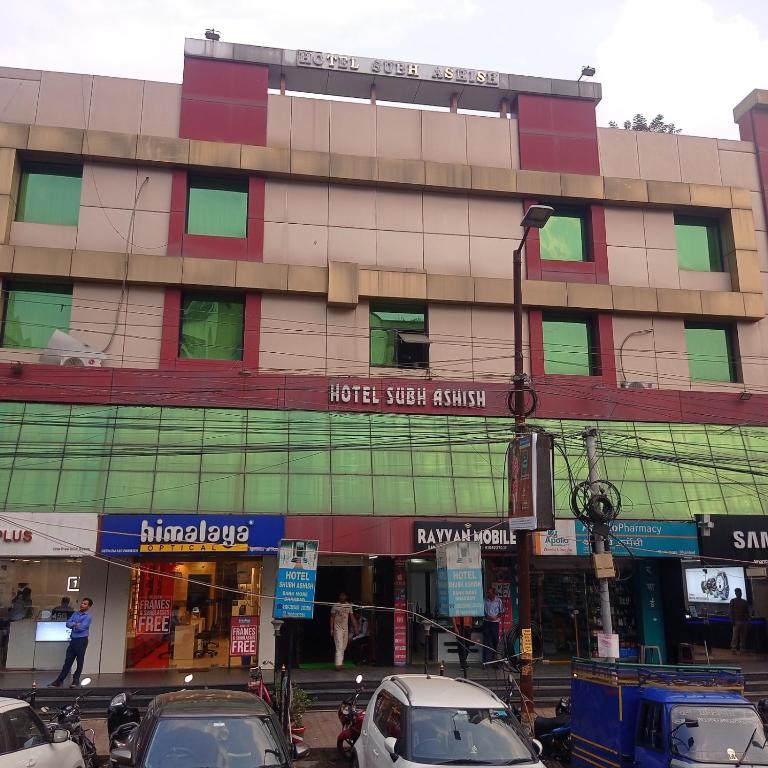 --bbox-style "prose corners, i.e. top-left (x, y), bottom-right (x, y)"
top-left (0, 39), bottom-right (768, 675)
